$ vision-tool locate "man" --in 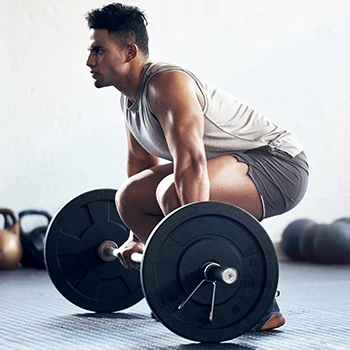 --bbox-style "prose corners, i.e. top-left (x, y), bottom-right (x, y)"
top-left (85, 3), bottom-right (309, 332)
